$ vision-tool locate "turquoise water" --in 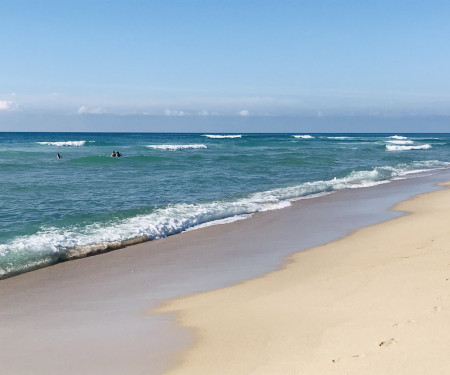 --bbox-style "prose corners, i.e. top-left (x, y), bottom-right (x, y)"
top-left (1, 132), bottom-right (449, 278)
